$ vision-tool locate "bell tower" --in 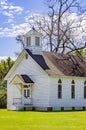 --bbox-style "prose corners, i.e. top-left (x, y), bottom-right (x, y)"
top-left (24, 27), bottom-right (42, 55)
